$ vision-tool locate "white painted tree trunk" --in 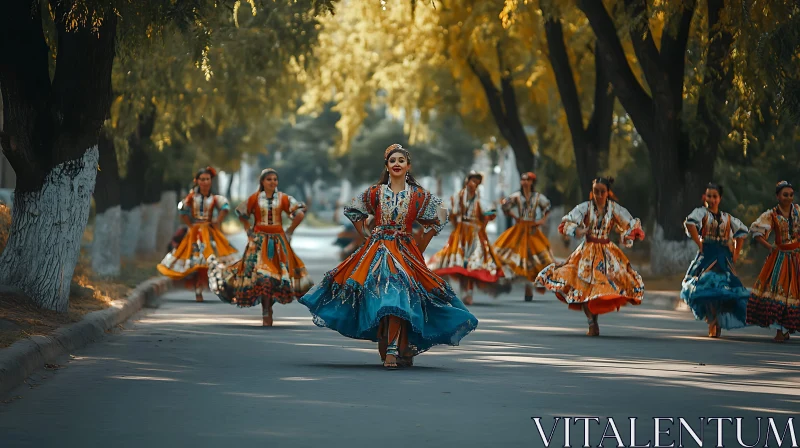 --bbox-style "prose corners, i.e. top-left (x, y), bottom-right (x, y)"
top-left (120, 205), bottom-right (142, 258)
top-left (0, 148), bottom-right (99, 312)
top-left (156, 191), bottom-right (178, 252)
top-left (91, 205), bottom-right (121, 277)
top-left (649, 224), bottom-right (696, 276)
top-left (136, 202), bottom-right (162, 254)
